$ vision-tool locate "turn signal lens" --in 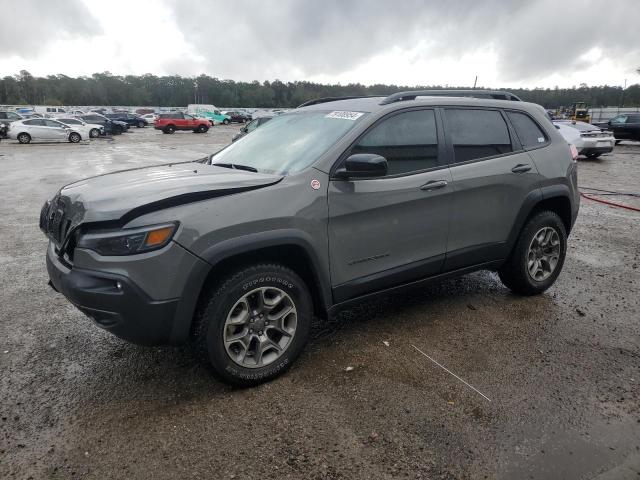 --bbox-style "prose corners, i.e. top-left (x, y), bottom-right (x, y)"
top-left (145, 226), bottom-right (175, 247)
